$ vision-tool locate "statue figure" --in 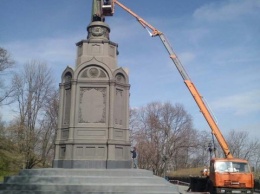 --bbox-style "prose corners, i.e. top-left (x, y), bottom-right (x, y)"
top-left (91, 0), bottom-right (104, 22)
top-left (91, 0), bottom-right (113, 22)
